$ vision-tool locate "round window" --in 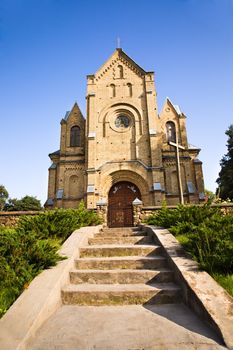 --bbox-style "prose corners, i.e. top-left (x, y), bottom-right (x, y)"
top-left (115, 115), bottom-right (130, 128)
